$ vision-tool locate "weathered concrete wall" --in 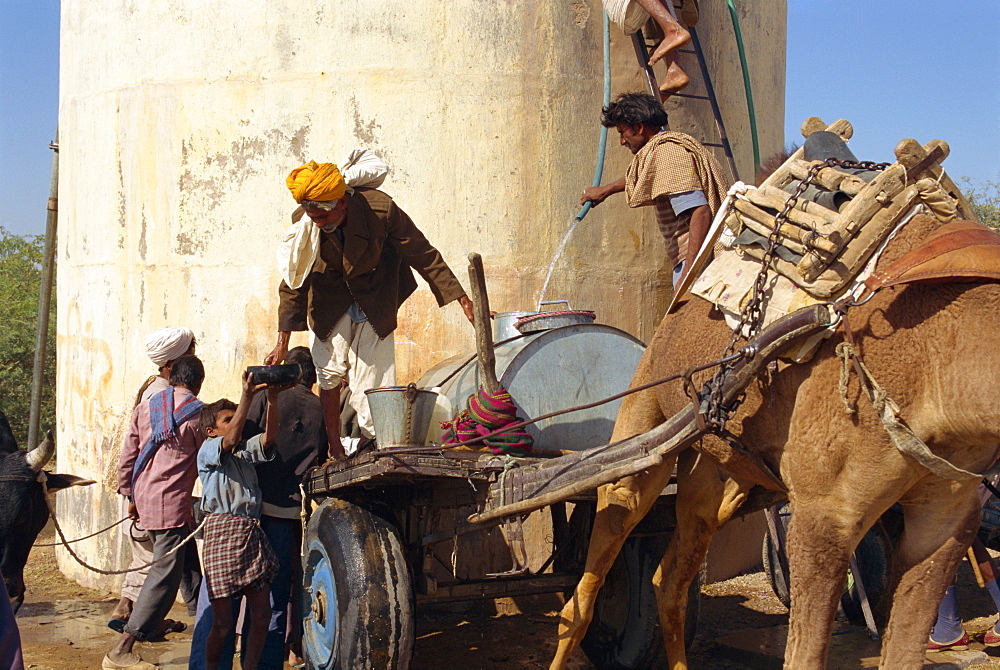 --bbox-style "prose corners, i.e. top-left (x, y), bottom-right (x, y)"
top-left (56, 0), bottom-right (785, 588)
